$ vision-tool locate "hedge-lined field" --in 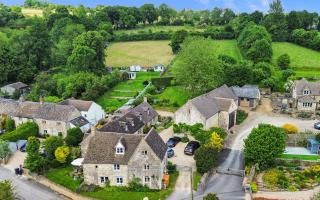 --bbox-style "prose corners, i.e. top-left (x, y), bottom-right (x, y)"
top-left (212, 40), bottom-right (243, 61)
top-left (106, 41), bottom-right (174, 67)
top-left (114, 25), bottom-right (204, 35)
